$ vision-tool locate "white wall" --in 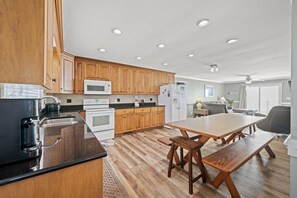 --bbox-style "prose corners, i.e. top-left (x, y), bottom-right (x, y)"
top-left (225, 79), bottom-right (291, 108)
top-left (291, 0), bottom-right (297, 196)
top-left (176, 77), bottom-right (226, 117)
top-left (53, 94), bottom-right (157, 105)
